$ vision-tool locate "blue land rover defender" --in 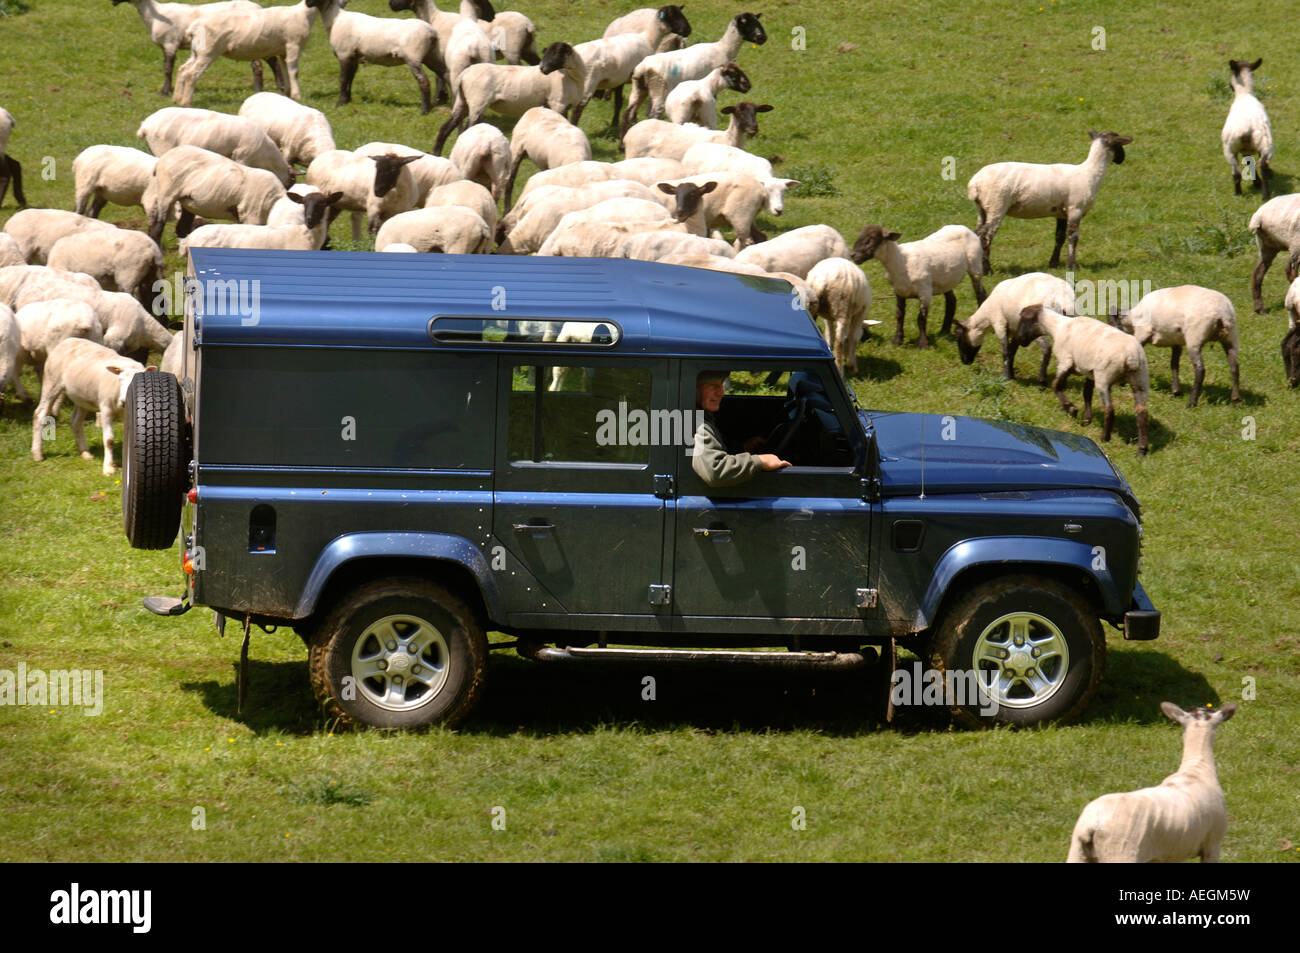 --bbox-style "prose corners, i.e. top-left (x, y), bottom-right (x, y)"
top-left (123, 250), bottom-right (1159, 729)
